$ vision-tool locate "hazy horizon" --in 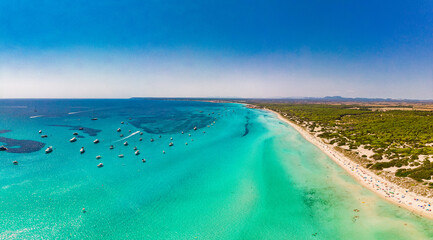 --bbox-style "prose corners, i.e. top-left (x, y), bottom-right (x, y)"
top-left (1, 1), bottom-right (432, 99)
